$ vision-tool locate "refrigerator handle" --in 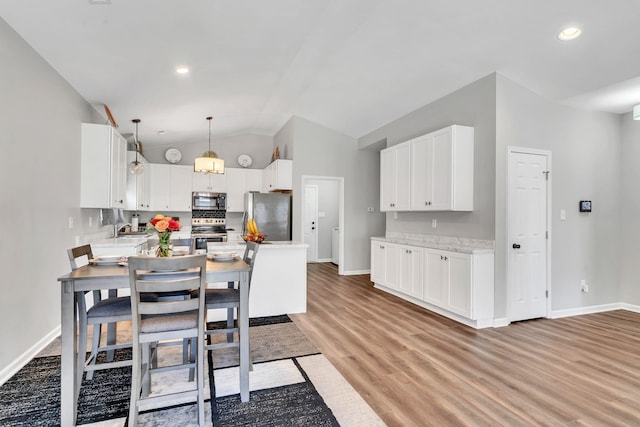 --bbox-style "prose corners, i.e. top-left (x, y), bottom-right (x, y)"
top-left (241, 210), bottom-right (247, 236)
